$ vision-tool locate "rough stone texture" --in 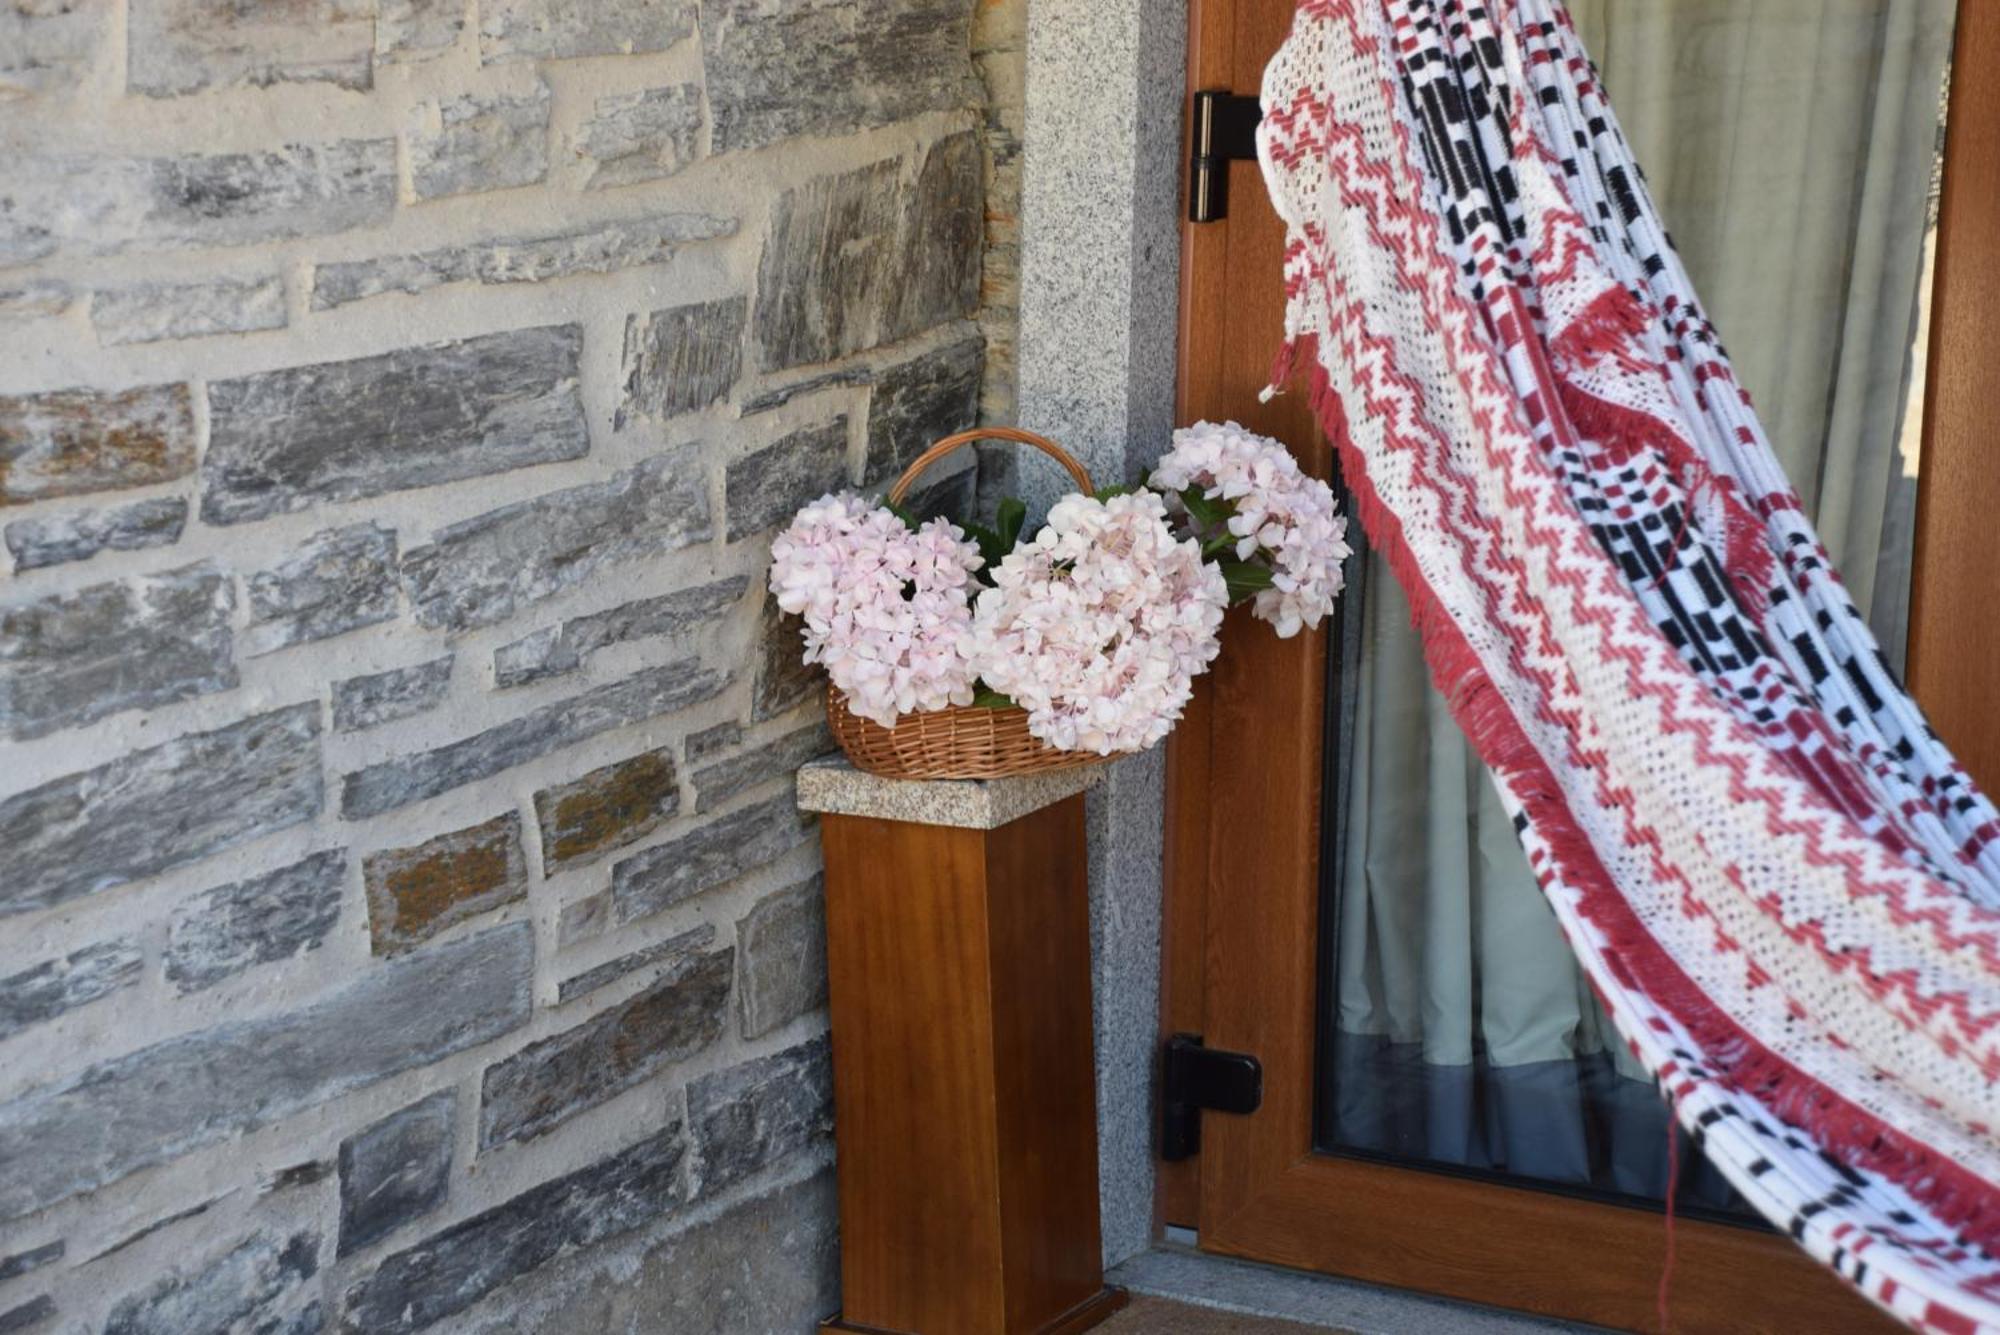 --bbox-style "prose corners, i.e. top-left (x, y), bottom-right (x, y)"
top-left (735, 877), bottom-right (828, 1040)
top-left (479, 0), bottom-right (695, 62)
top-left (973, 1), bottom-right (1026, 424)
top-left (493, 576), bottom-right (745, 690)
top-left (555, 892), bottom-right (611, 950)
top-left (0, 1296), bottom-right (53, 1334)
top-left (164, 850), bottom-right (349, 994)
top-left (1, 703), bottom-right (323, 916)
top-left (692, 722), bottom-right (833, 814)
top-left (332, 656), bottom-right (454, 733)
top-left (400, 453), bottom-right (710, 633)
top-left (685, 720), bottom-right (742, 763)
top-left (101, 1230), bottom-right (320, 1335)
top-left (703, 0), bottom-right (980, 153)
top-left (795, 751), bottom-right (1103, 830)
top-left (478, 947), bottom-right (730, 1148)
top-left (0, 3), bottom-right (97, 99)
top-left (204, 325), bottom-right (588, 526)
top-left (337, 1091), bottom-right (455, 1258)
top-left (91, 276), bottom-right (287, 346)
top-left (688, 1036), bottom-right (833, 1199)
top-left (363, 813), bottom-right (527, 957)
top-left (723, 417), bottom-right (850, 542)
top-left (4, 497), bottom-right (188, 572)
top-left (533, 749), bottom-right (678, 873)
top-left (866, 331), bottom-right (986, 484)
top-left (0, 1241), bottom-right (63, 1284)
top-left (379, 0), bottom-right (463, 61)
top-left (752, 598), bottom-right (822, 722)
top-left (0, 382), bottom-right (196, 507)
top-left (0, 280), bottom-right (74, 320)
top-left (0, 562), bottom-right (236, 739)
top-left (577, 84), bottom-right (703, 190)
top-left (612, 794), bottom-right (816, 927)
top-left (0, 940), bottom-right (144, 1043)
top-left (616, 297), bottom-right (746, 427)
top-left (127, 0), bottom-right (374, 97)
top-left (409, 84), bottom-right (551, 201)
top-left (755, 132), bottom-right (983, 370)
top-left (339, 1126), bottom-right (686, 1333)
top-left (243, 523), bottom-right (400, 657)
top-left (554, 924), bottom-right (715, 1006)
top-left (0, 923), bottom-right (531, 1221)
top-left (340, 663), bottom-right (726, 819)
